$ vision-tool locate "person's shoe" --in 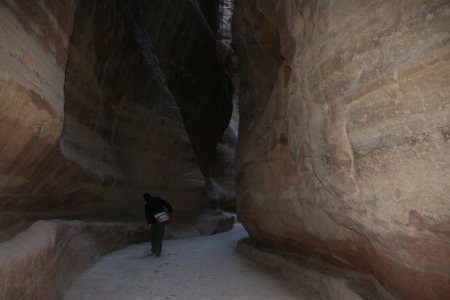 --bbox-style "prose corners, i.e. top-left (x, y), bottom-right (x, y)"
top-left (156, 253), bottom-right (161, 257)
